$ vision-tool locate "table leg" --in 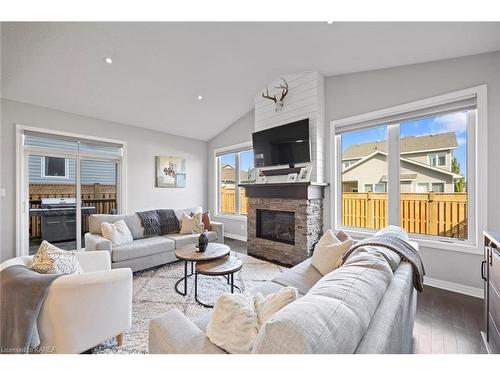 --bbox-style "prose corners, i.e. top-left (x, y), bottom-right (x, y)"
top-left (195, 271), bottom-right (198, 301)
top-left (231, 272), bottom-right (234, 293)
